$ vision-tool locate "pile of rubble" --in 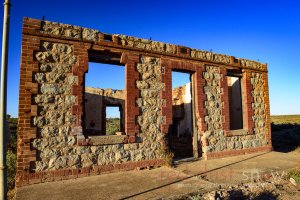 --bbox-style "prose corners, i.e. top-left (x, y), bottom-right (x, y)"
top-left (178, 177), bottom-right (299, 200)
